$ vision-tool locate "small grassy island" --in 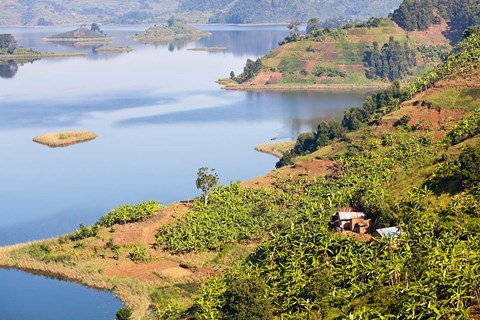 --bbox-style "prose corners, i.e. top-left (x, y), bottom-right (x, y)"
top-left (45, 27), bottom-right (111, 43)
top-left (129, 18), bottom-right (210, 43)
top-left (0, 33), bottom-right (86, 60)
top-left (187, 47), bottom-right (227, 51)
top-left (95, 46), bottom-right (134, 53)
top-left (33, 131), bottom-right (97, 148)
